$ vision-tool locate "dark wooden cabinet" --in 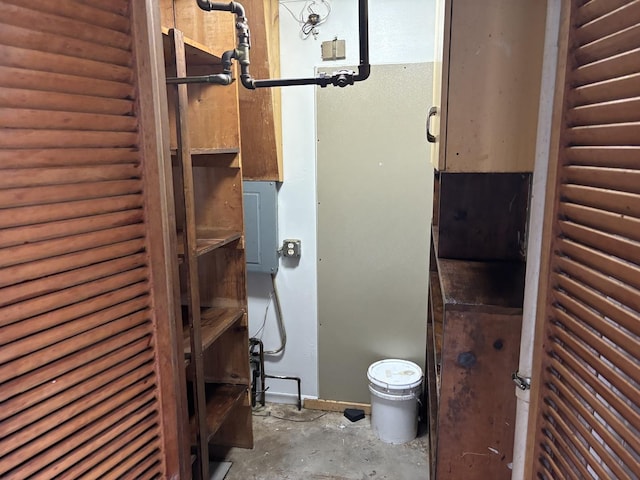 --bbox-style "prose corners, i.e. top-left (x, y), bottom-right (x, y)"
top-left (426, 230), bottom-right (525, 479)
top-left (425, 2), bottom-right (546, 477)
